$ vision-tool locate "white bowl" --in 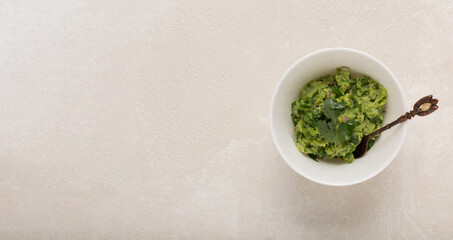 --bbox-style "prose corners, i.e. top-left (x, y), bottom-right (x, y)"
top-left (270, 48), bottom-right (407, 186)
